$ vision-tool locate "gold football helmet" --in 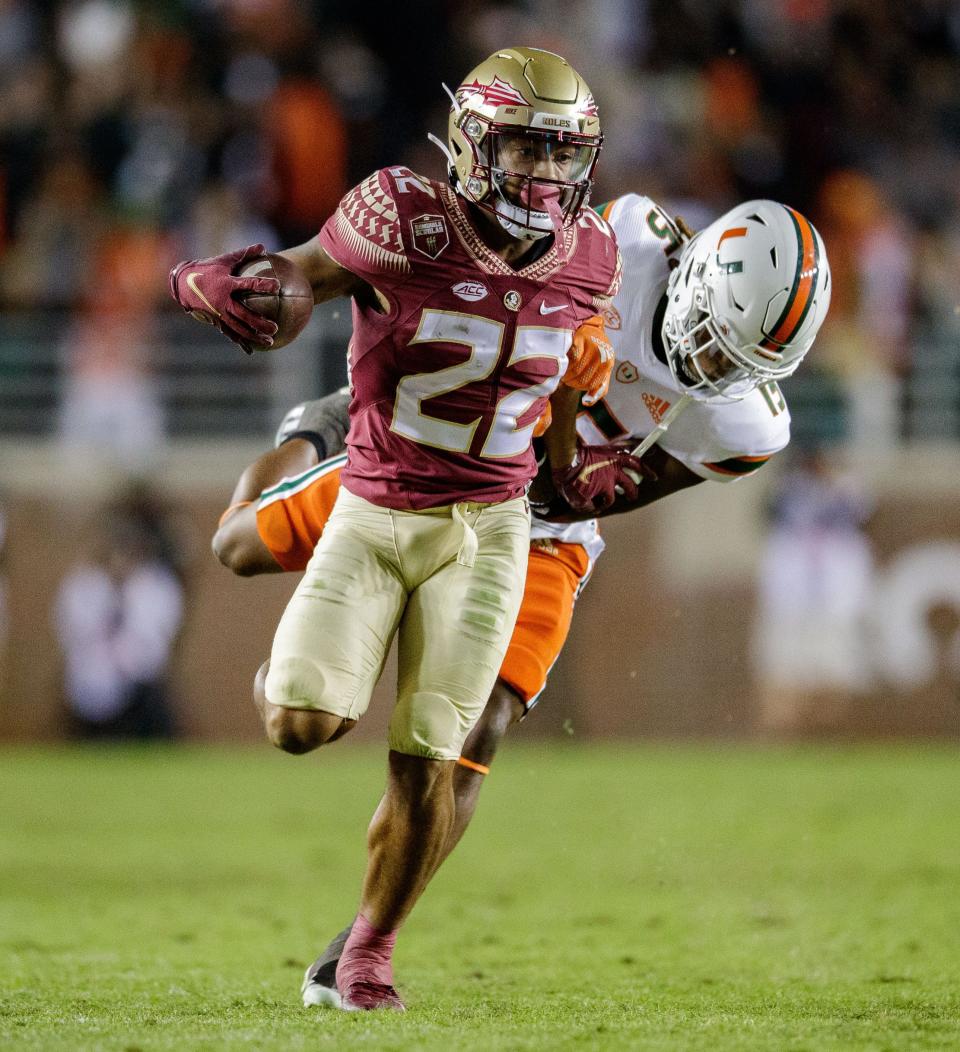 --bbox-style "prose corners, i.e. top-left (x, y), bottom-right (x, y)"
top-left (437, 47), bottom-right (603, 240)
